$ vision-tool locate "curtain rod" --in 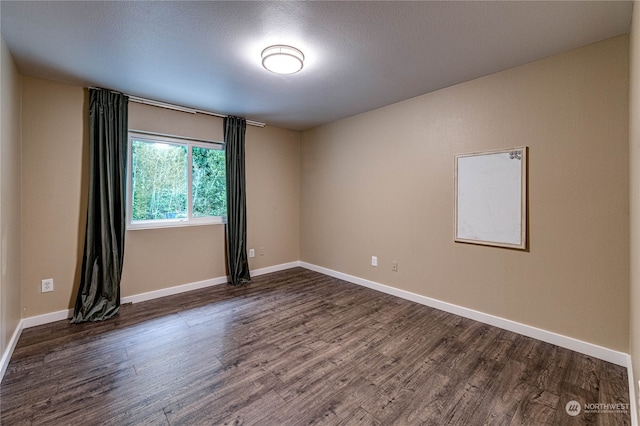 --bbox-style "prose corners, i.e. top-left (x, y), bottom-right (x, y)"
top-left (129, 129), bottom-right (224, 146)
top-left (87, 87), bottom-right (266, 128)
